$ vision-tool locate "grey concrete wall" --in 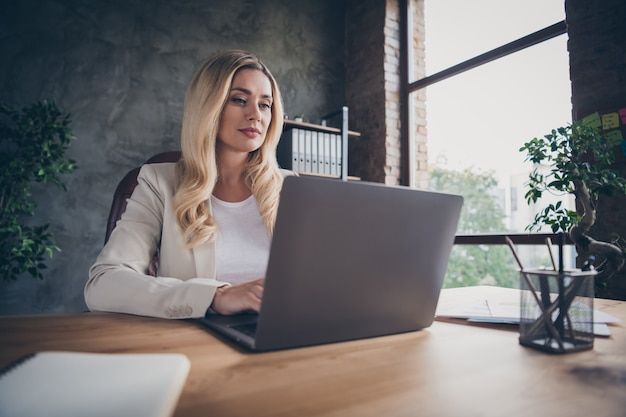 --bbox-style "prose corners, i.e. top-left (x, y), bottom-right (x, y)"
top-left (0, 0), bottom-right (346, 314)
